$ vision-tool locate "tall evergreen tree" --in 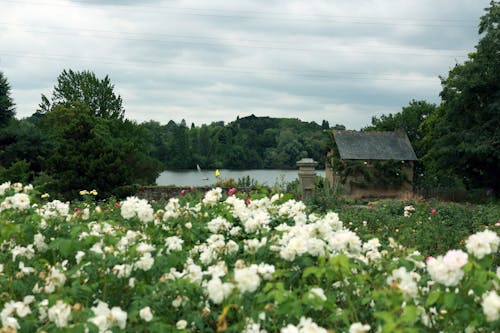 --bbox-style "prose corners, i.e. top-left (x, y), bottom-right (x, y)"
top-left (0, 72), bottom-right (15, 127)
